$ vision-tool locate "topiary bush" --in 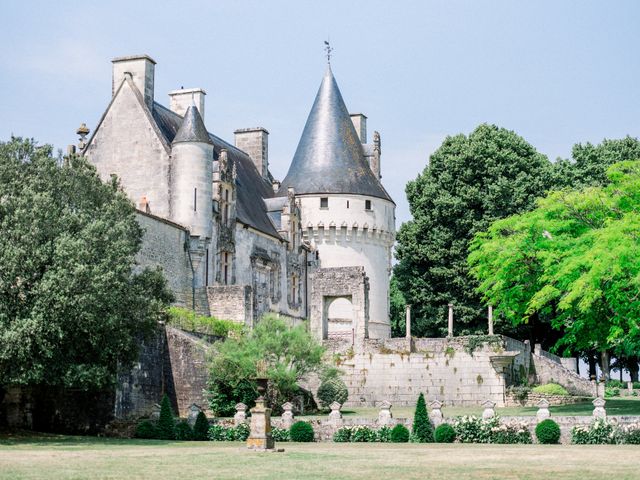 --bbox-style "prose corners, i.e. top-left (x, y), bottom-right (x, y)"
top-left (157, 394), bottom-right (176, 440)
top-left (434, 423), bottom-right (456, 443)
top-left (290, 421), bottom-right (315, 442)
top-left (175, 420), bottom-right (193, 440)
top-left (411, 393), bottom-right (434, 442)
top-left (390, 424), bottom-right (410, 443)
top-left (531, 383), bottom-right (569, 396)
top-left (192, 412), bottom-right (210, 441)
top-left (317, 378), bottom-right (349, 410)
top-left (135, 420), bottom-right (157, 439)
top-left (536, 419), bottom-right (561, 444)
